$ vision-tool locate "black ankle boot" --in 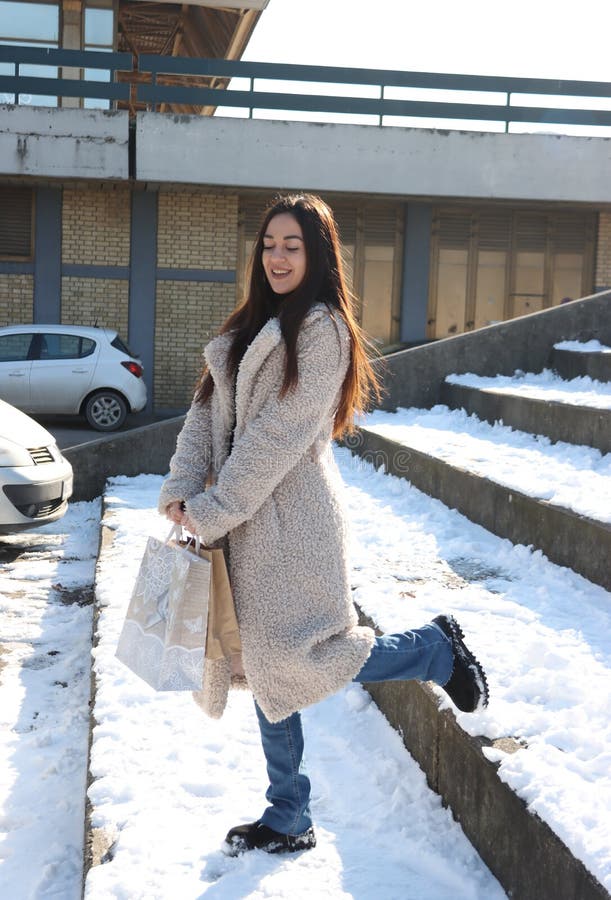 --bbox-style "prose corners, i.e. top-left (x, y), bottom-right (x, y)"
top-left (223, 820), bottom-right (317, 856)
top-left (433, 614), bottom-right (489, 712)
